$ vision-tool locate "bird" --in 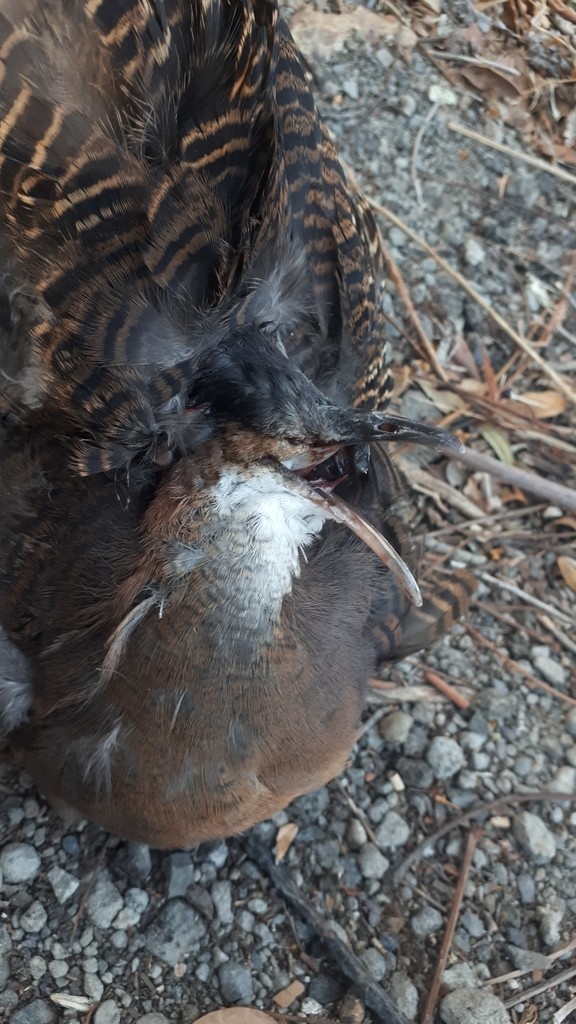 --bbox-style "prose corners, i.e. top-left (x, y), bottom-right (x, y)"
top-left (0, 0), bottom-right (473, 848)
